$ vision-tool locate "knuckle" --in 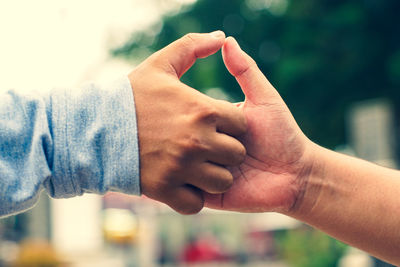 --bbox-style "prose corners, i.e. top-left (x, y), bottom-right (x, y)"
top-left (181, 134), bottom-right (208, 154)
top-left (163, 140), bottom-right (198, 170)
top-left (180, 33), bottom-right (197, 56)
top-left (164, 157), bottom-right (182, 177)
top-left (189, 135), bottom-right (207, 151)
top-left (183, 33), bottom-right (197, 45)
top-left (197, 105), bottom-right (219, 124)
top-left (235, 56), bottom-right (258, 78)
top-left (248, 57), bottom-right (258, 69)
top-left (146, 50), bottom-right (164, 67)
